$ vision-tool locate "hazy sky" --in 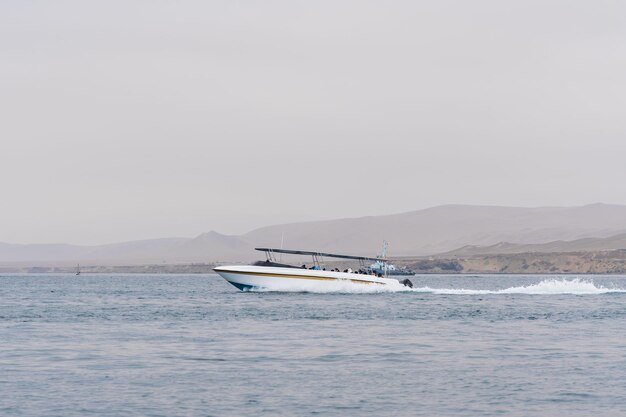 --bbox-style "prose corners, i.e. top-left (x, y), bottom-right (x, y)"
top-left (2, 1), bottom-right (626, 244)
